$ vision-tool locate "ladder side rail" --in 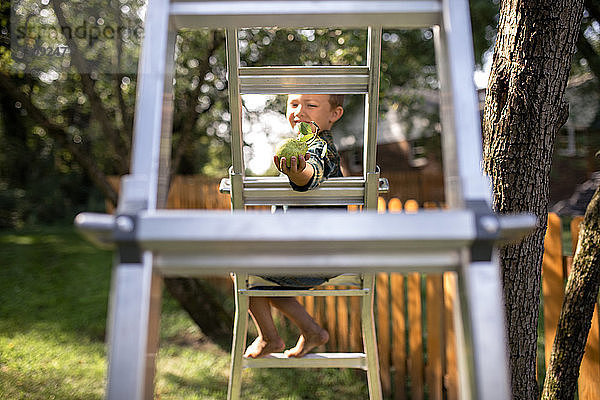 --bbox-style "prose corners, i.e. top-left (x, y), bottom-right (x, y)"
top-left (459, 254), bottom-right (511, 400)
top-left (363, 27), bottom-right (383, 209)
top-left (140, 23), bottom-right (177, 400)
top-left (435, 0), bottom-right (491, 208)
top-left (226, 28), bottom-right (243, 175)
top-left (157, 26), bottom-right (178, 208)
top-left (128, 0), bottom-right (172, 211)
top-left (225, 29), bottom-right (245, 210)
top-left (435, 0), bottom-right (511, 398)
top-left (433, 24), bottom-right (460, 207)
top-left (361, 273), bottom-right (383, 399)
top-left (106, 1), bottom-right (175, 399)
top-left (228, 272), bottom-right (249, 399)
top-left (106, 257), bottom-right (162, 400)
